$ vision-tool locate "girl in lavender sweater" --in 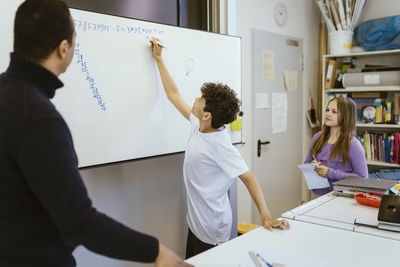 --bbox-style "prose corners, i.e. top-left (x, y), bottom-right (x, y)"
top-left (305, 97), bottom-right (368, 196)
